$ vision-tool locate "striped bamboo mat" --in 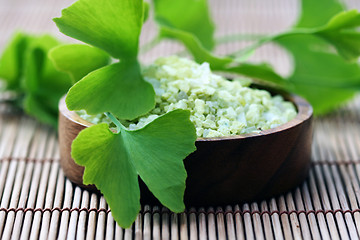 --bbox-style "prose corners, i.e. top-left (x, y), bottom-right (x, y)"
top-left (2, 101), bottom-right (360, 239)
top-left (1, 0), bottom-right (360, 239)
